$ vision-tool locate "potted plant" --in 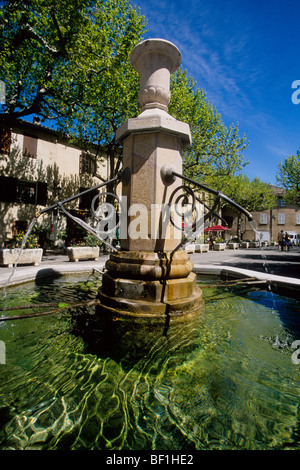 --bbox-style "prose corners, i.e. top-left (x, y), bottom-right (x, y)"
top-left (0, 232), bottom-right (43, 267)
top-left (66, 235), bottom-right (101, 262)
top-left (213, 237), bottom-right (226, 251)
